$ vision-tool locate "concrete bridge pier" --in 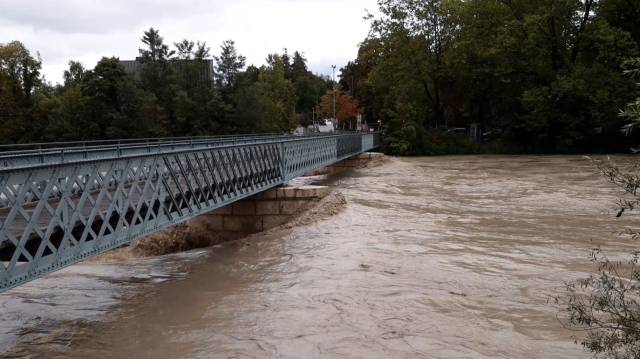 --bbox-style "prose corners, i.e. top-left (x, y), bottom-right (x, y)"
top-left (168, 152), bottom-right (385, 241)
top-left (132, 185), bottom-right (333, 255)
top-left (206, 185), bottom-right (331, 236)
top-left (133, 153), bottom-right (386, 255)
